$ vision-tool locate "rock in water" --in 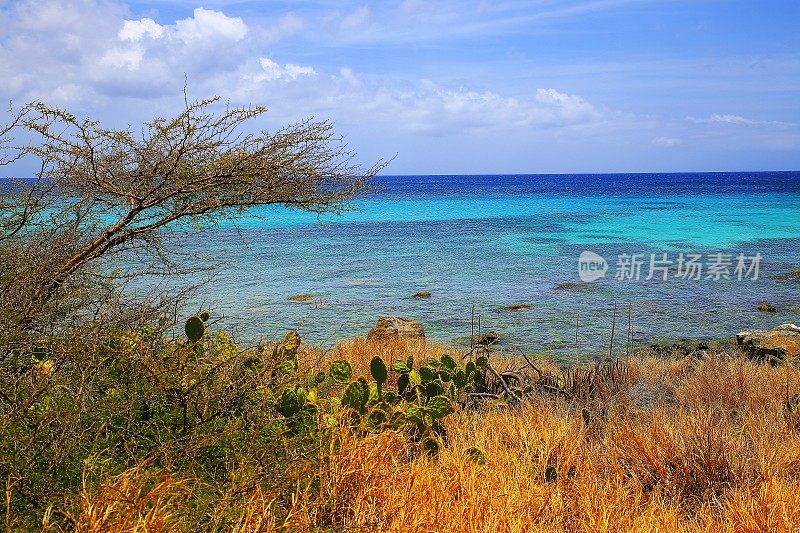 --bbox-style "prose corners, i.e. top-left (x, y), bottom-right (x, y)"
top-left (288, 293), bottom-right (315, 303)
top-left (367, 316), bottom-right (426, 341)
top-left (411, 291), bottom-right (432, 299)
top-left (757, 302), bottom-right (777, 313)
top-left (500, 303), bottom-right (530, 312)
top-left (736, 324), bottom-right (800, 364)
top-left (771, 269), bottom-right (800, 282)
top-left (475, 331), bottom-right (503, 346)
